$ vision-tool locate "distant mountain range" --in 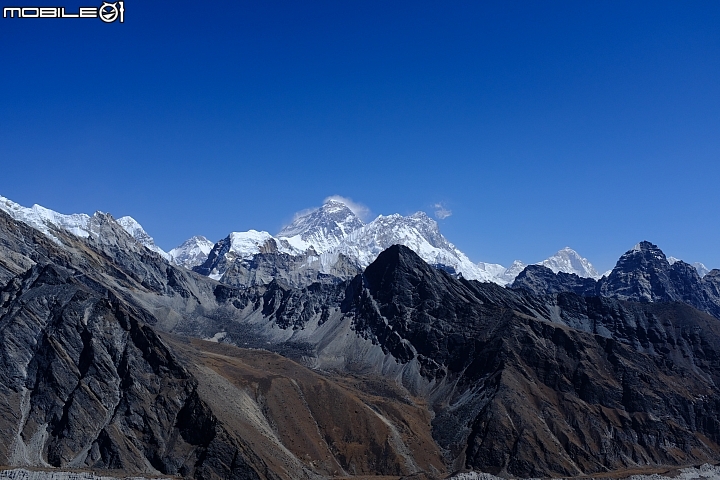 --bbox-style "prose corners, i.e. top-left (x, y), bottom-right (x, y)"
top-left (1, 193), bottom-right (720, 478)
top-left (4, 195), bottom-right (707, 290)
